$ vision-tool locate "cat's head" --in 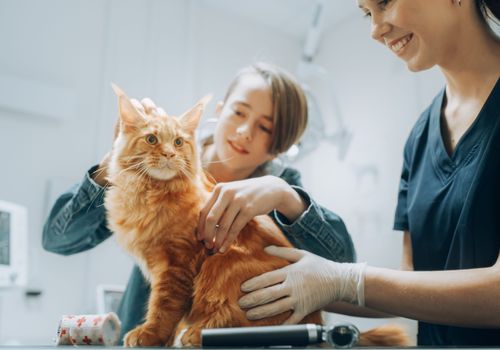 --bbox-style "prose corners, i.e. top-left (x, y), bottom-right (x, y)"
top-left (109, 84), bottom-right (211, 182)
